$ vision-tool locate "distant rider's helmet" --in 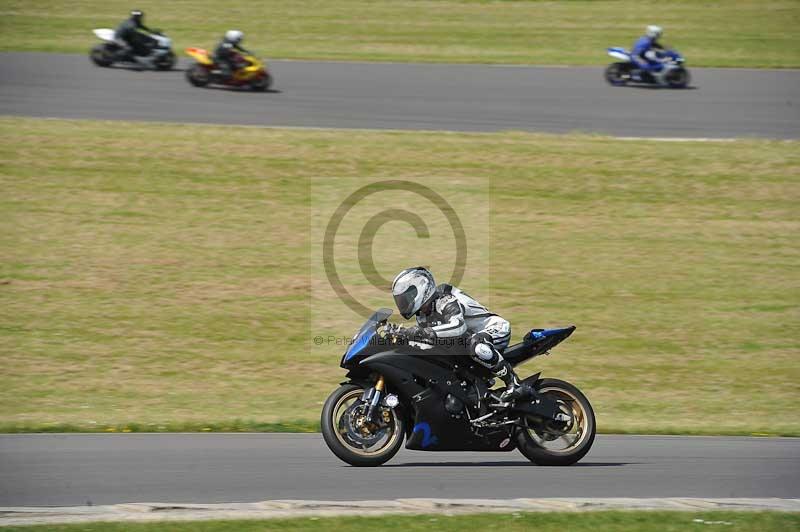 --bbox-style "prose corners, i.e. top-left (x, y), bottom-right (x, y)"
top-left (225, 30), bottom-right (244, 45)
top-left (392, 267), bottom-right (437, 319)
top-left (130, 10), bottom-right (144, 26)
top-left (646, 25), bottom-right (663, 40)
